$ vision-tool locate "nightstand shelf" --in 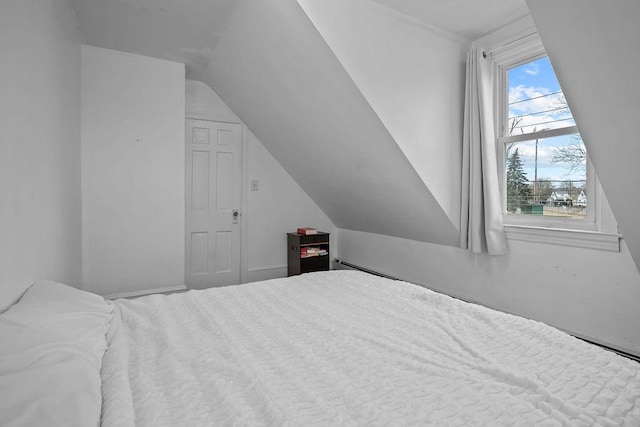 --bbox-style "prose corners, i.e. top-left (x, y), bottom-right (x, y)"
top-left (287, 232), bottom-right (330, 276)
